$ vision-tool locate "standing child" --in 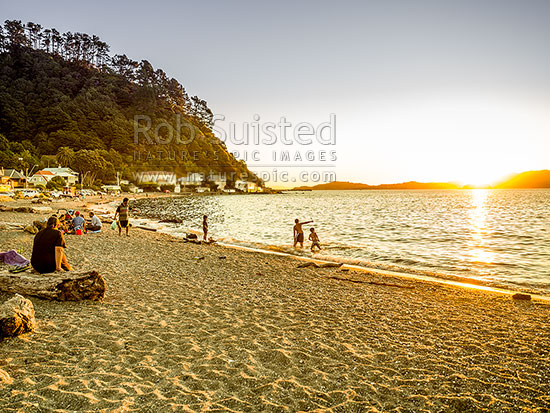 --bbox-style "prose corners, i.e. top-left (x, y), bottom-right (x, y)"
top-left (309, 227), bottom-right (321, 252)
top-left (202, 215), bottom-right (208, 241)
